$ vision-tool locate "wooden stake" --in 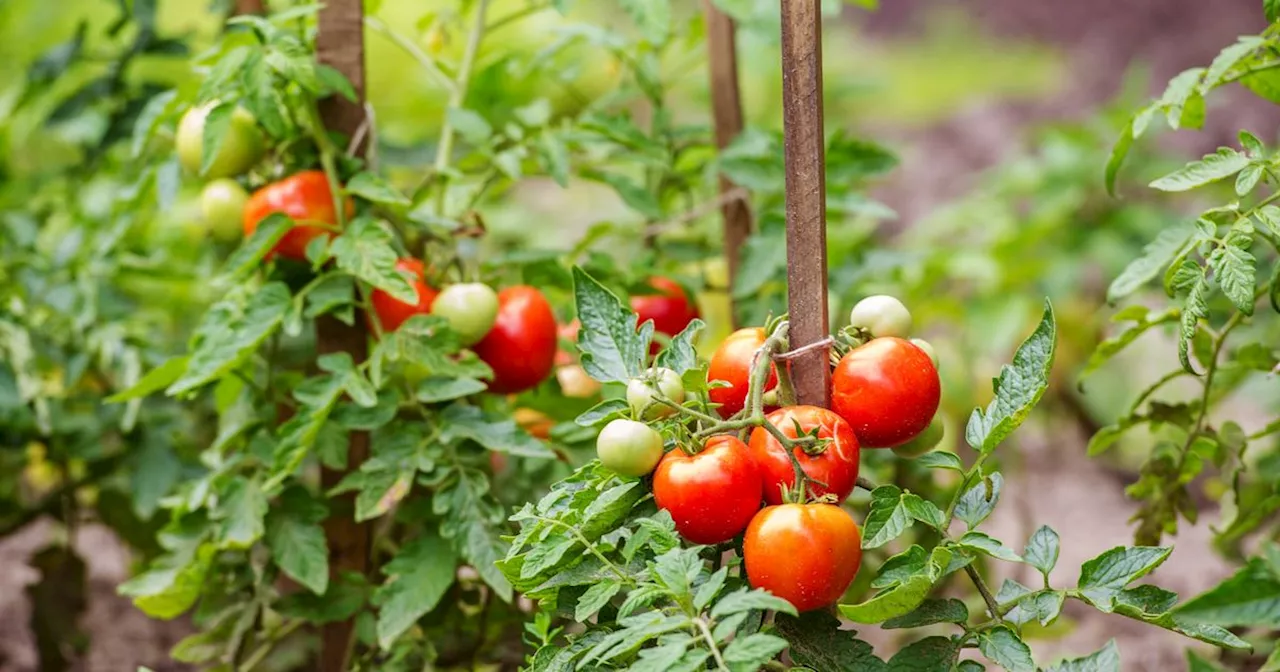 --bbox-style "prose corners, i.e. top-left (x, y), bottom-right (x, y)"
top-left (234, 0), bottom-right (265, 14)
top-left (780, 0), bottom-right (831, 407)
top-left (315, 1), bottom-right (370, 670)
top-left (703, 0), bottom-right (752, 325)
